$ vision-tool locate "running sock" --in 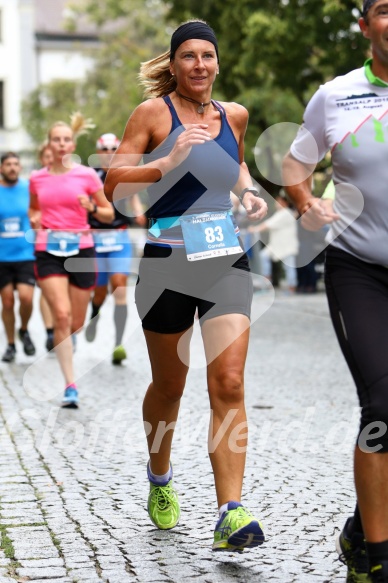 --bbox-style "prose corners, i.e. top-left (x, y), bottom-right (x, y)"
top-left (114, 304), bottom-right (127, 346)
top-left (91, 302), bottom-right (101, 320)
top-left (366, 540), bottom-right (388, 569)
top-left (349, 504), bottom-right (364, 535)
top-left (147, 463), bottom-right (172, 486)
top-left (218, 501), bottom-right (242, 516)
